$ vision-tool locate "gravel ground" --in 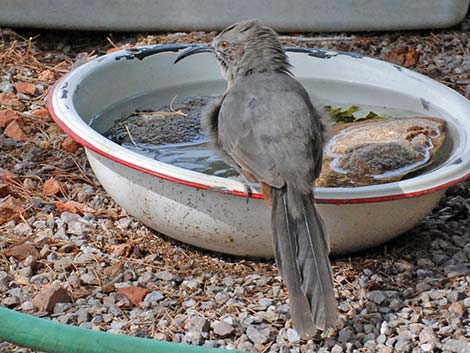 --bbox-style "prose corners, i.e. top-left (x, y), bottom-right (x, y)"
top-left (1, 12), bottom-right (470, 353)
